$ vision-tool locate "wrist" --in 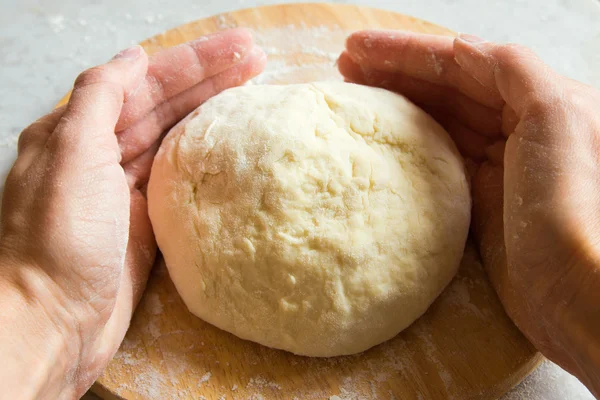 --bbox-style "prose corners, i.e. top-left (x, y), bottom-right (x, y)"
top-left (0, 257), bottom-right (81, 399)
top-left (552, 260), bottom-right (600, 397)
